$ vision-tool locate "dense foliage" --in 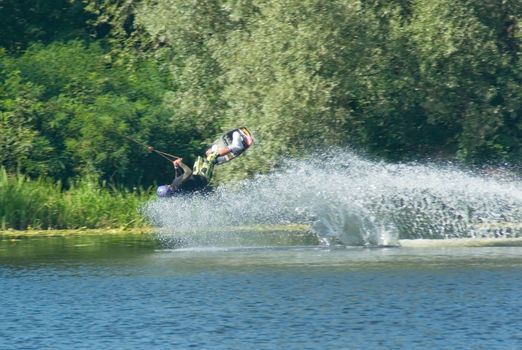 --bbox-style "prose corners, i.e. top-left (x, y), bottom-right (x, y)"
top-left (135, 0), bottom-right (522, 181)
top-left (1, 0), bottom-right (521, 187)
